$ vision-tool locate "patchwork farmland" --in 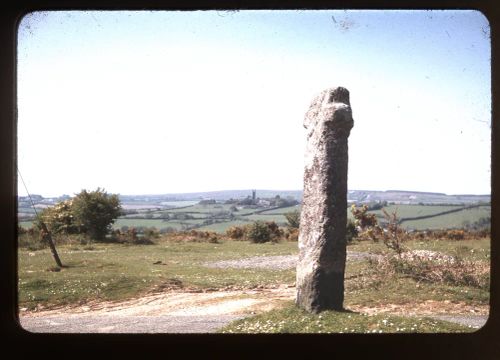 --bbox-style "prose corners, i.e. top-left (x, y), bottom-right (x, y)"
top-left (18, 190), bottom-right (490, 234)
